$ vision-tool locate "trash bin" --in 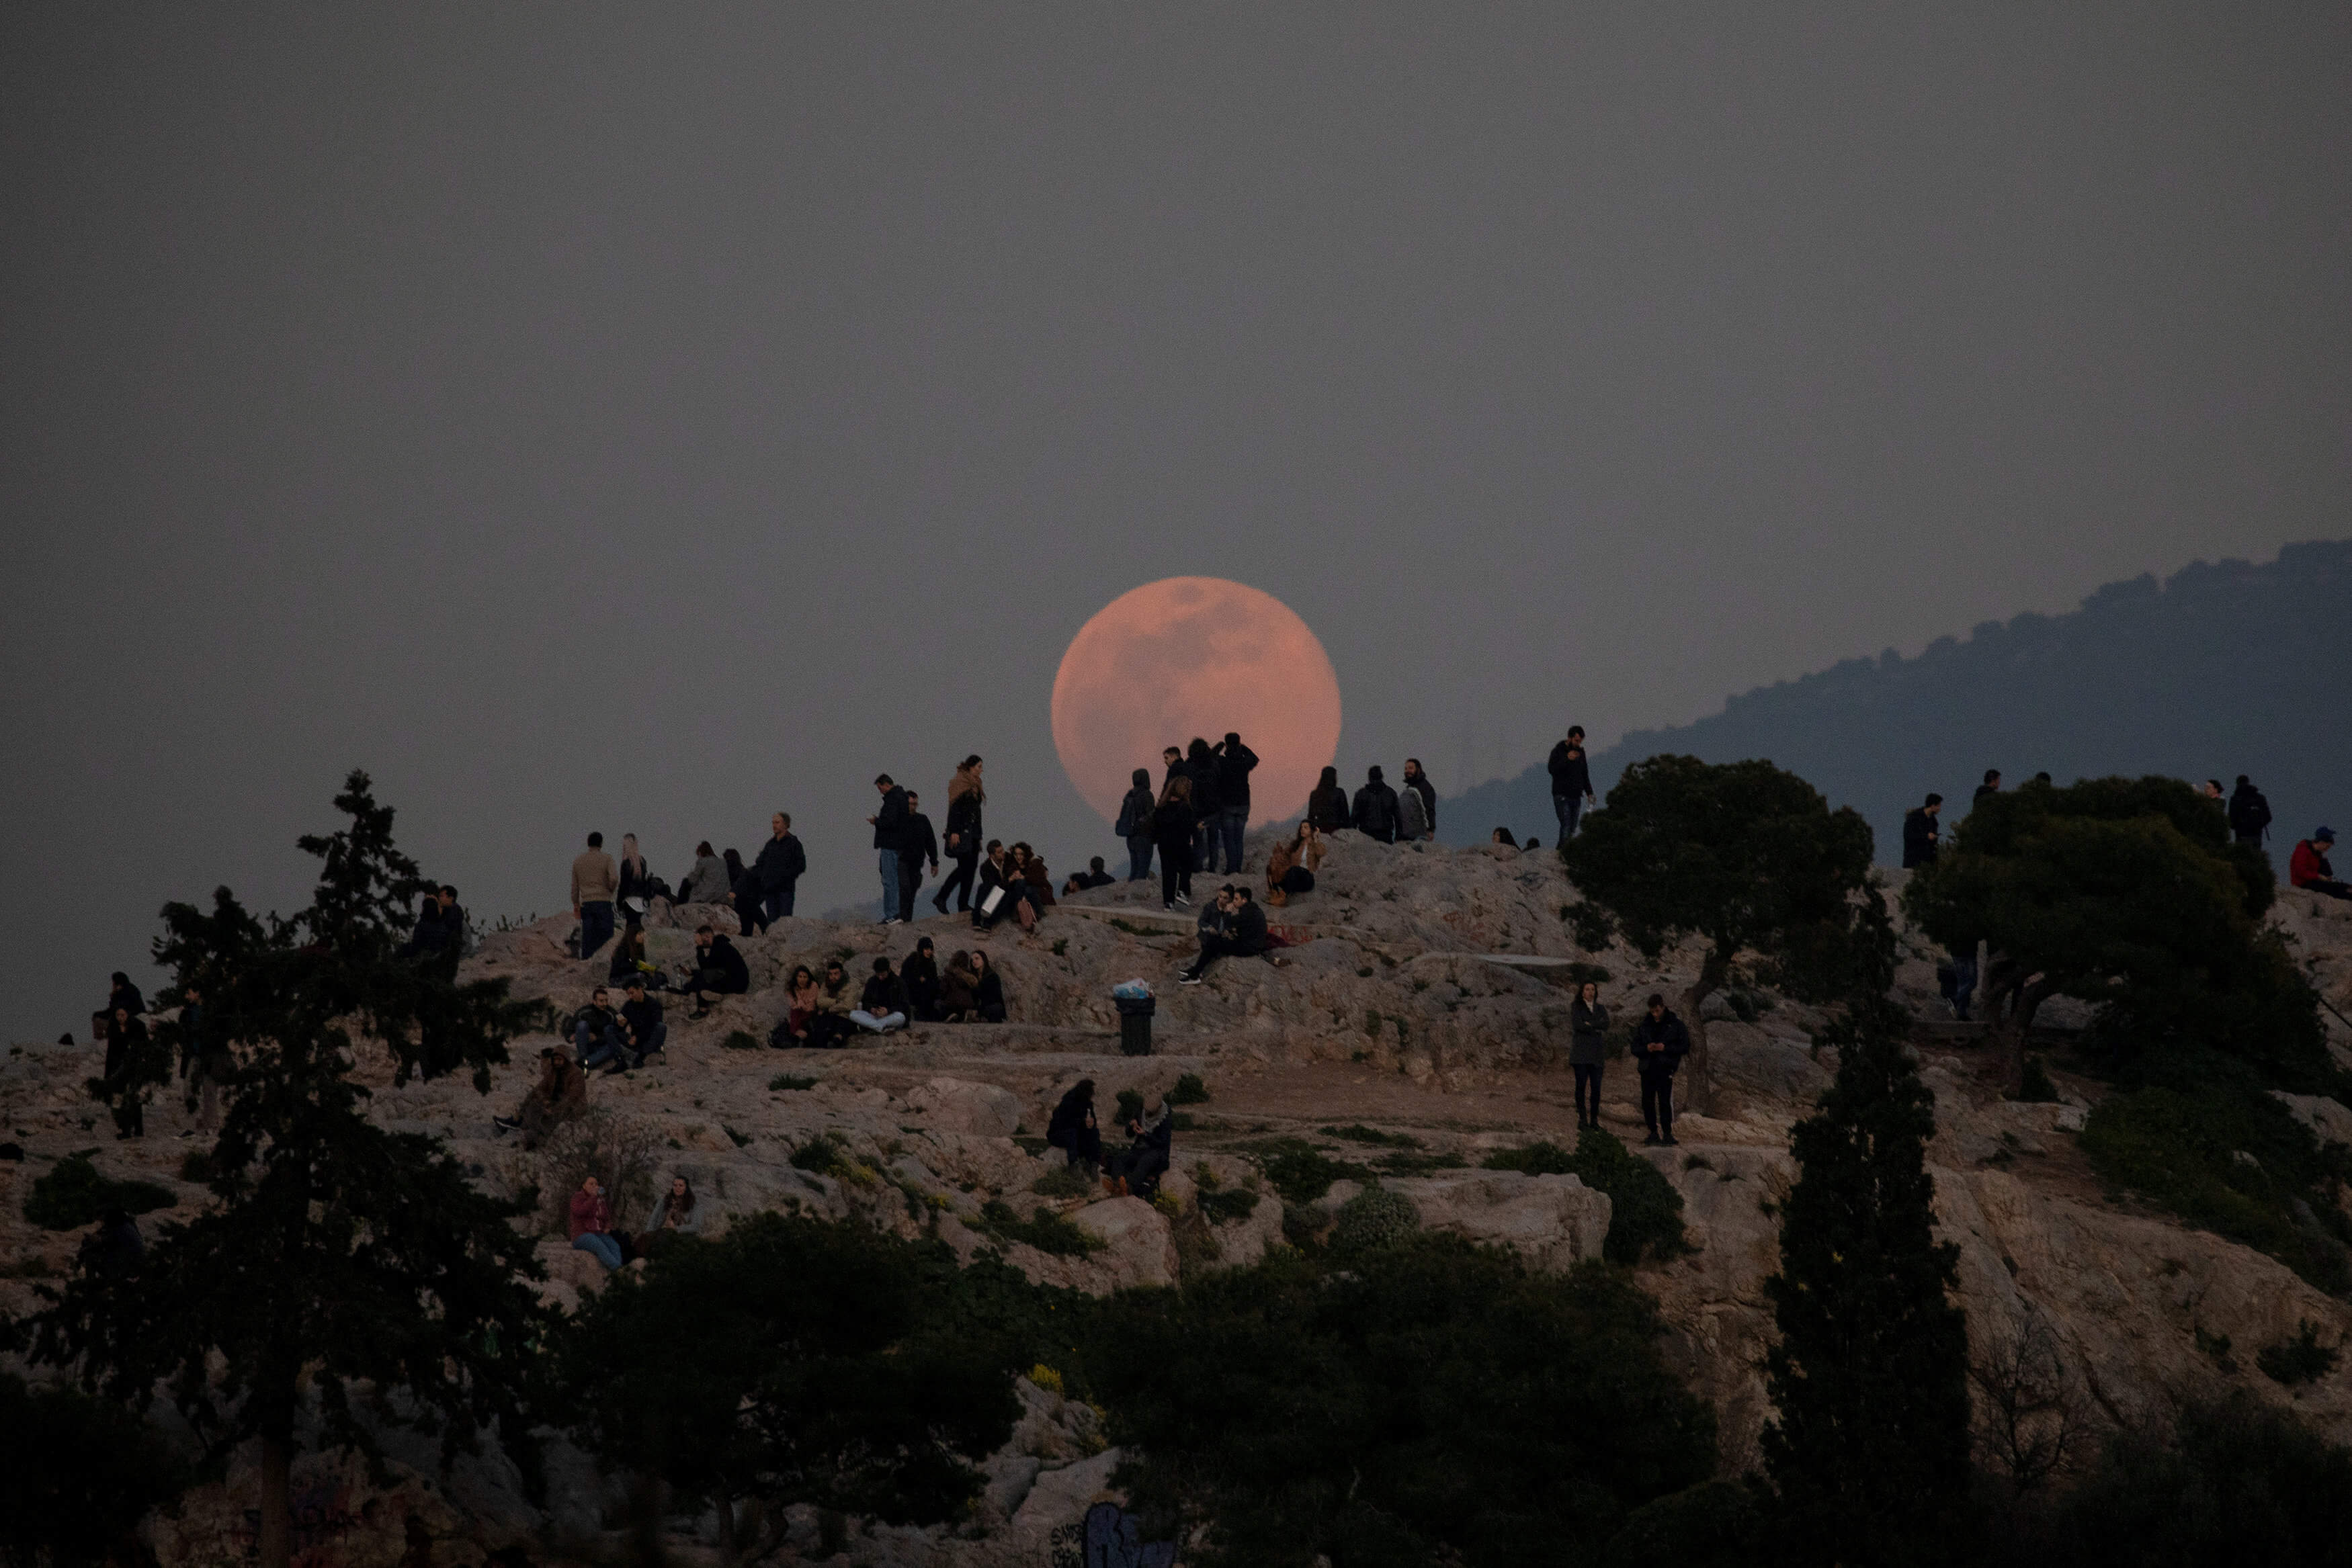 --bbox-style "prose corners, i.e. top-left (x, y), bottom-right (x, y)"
top-left (1115, 994), bottom-right (1156, 1056)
